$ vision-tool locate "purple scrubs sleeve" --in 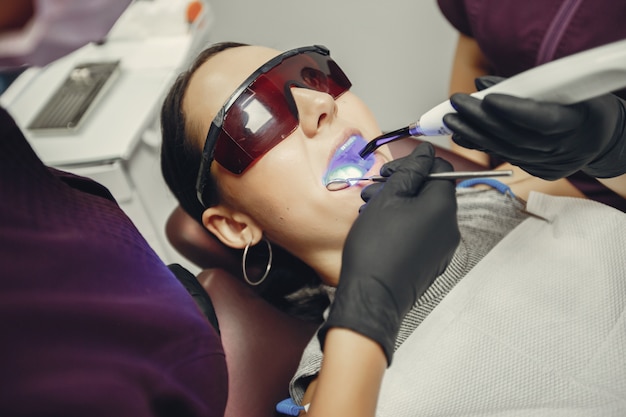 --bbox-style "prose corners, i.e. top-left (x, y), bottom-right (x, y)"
top-left (0, 107), bottom-right (228, 416)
